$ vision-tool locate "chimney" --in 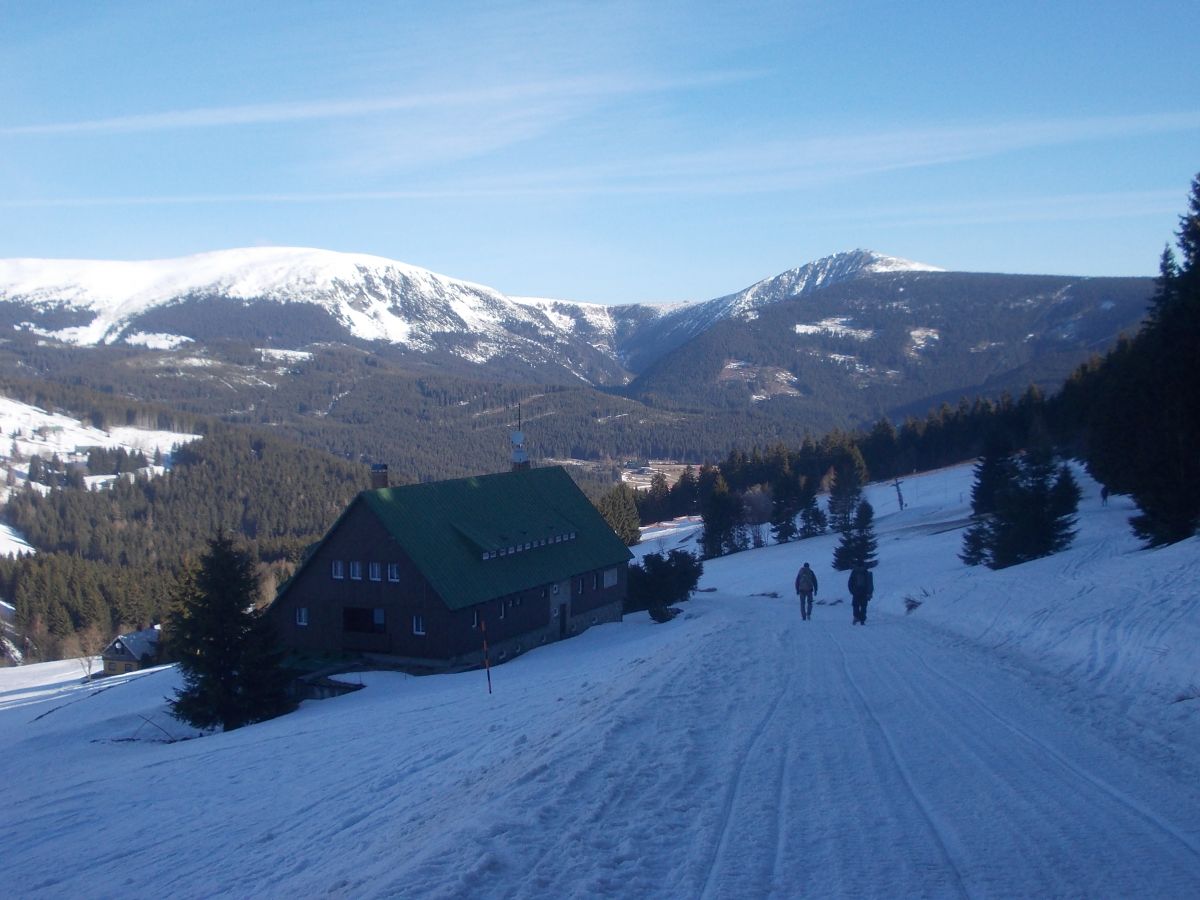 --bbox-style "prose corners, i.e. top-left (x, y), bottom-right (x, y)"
top-left (510, 429), bottom-right (530, 471)
top-left (370, 463), bottom-right (390, 489)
